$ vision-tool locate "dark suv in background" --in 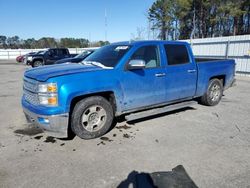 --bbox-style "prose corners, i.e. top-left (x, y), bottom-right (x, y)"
top-left (54, 49), bottom-right (96, 64)
top-left (28, 48), bottom-right (77, 67)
